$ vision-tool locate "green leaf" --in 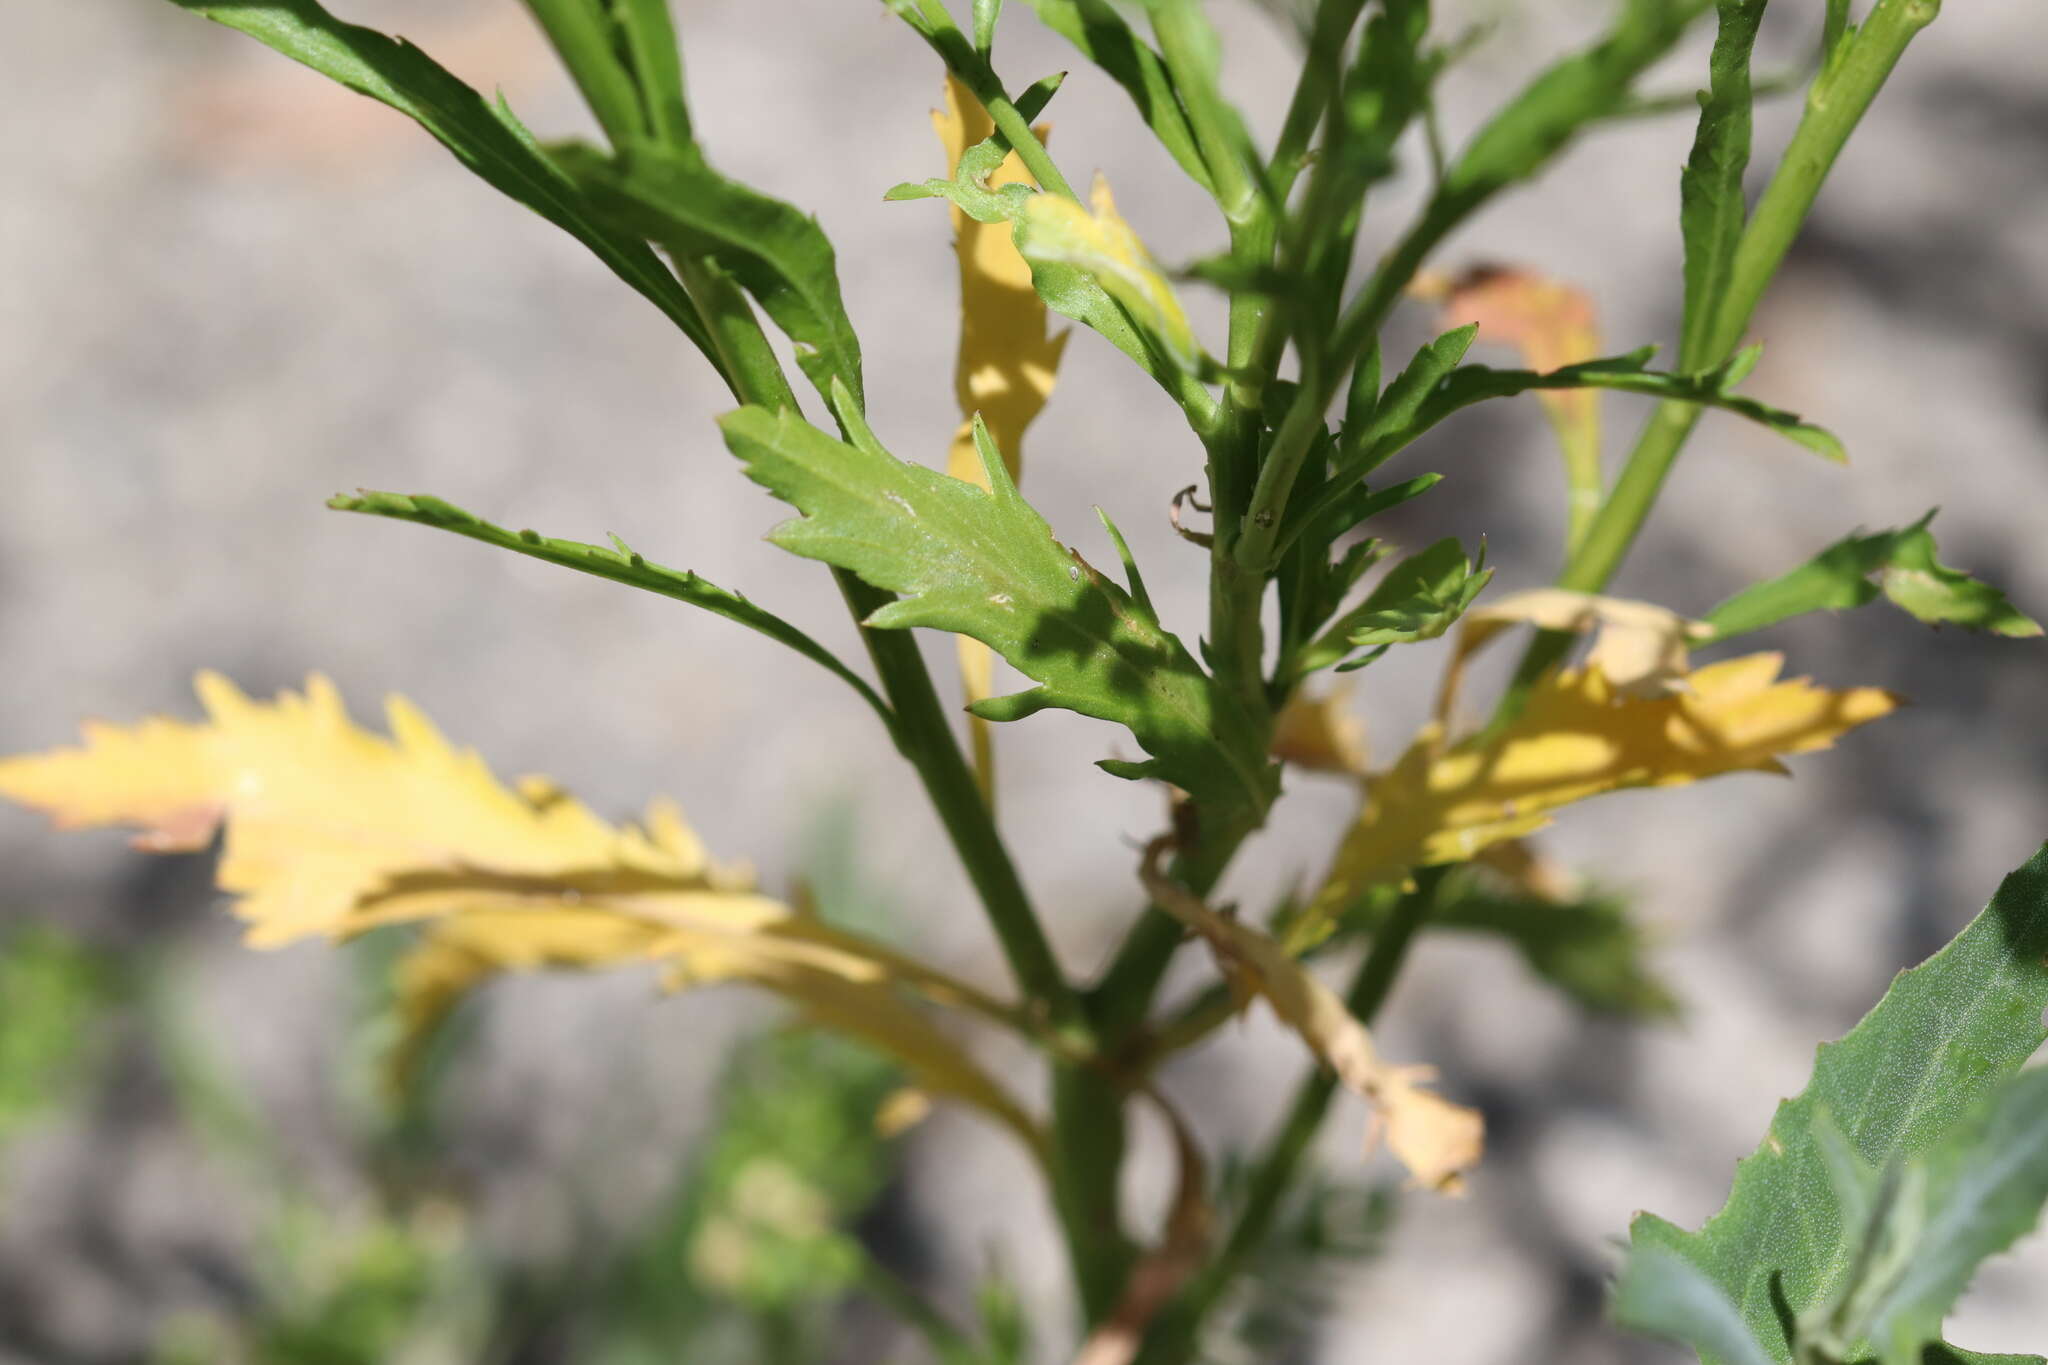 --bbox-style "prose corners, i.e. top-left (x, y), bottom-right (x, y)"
top-left (1613, 1246), bottom-right (1779, 1365)
top-left (328, 489), bottom-right (891, 725)
top-left (164, 0), bottom-right (722, 373)
top-left (1441, 0), bottom-right (1711, 217)
top-left (973, 0), bottom-right (1004, 55)
top-left (1013, 0), bottom-right (1214, 191)
top-left (1436, 880), bottom-right (1677, 1019)
top-left (1825, 1069), bottom-right (2048, 1365)
top-left (612, 0), bottom-right (693, 145)
top-left (1679, 0), bottom-right (1767, 370)
top-left (720, 399), bottom-right (1277, 819)
top-left (521, 0), bottom-right (648, 149)
top-left (1622, 845), bottom-right (2048, 1364)
top-left (1703, 513), bottom-right (2043, 641)
top-left (1329, 537), bottom-right (1491, 654)
top-left (556, 138), bottom-right (865, 407)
